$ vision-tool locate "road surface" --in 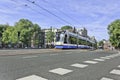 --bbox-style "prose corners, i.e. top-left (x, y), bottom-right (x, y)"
top-left (0, 49), bottom-right (120, 80)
